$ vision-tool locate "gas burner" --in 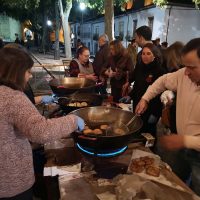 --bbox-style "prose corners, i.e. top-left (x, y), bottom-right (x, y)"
top-left (76, 143), bottom-right (127, 158)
